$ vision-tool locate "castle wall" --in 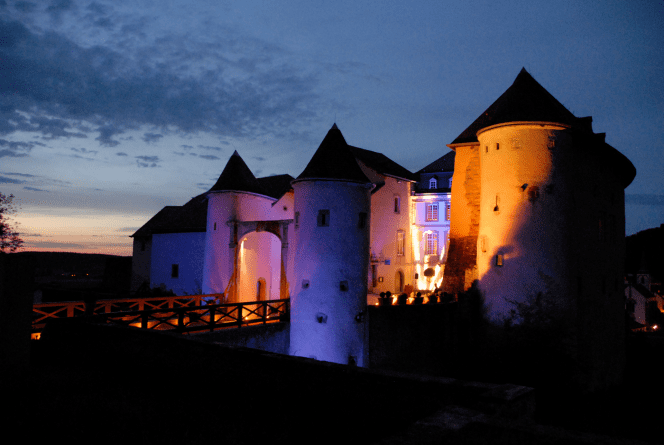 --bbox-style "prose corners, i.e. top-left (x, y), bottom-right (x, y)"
top-left (476, 123), bottom-right (574, 320)
top-left (443, 144), bottom-right (480, 294)
top-left (130, 236), bottom-right (151, 292)
top-left (151, 232), bottom-right (206, 295)
top-left (290, 180), bottom-right (371, 366)
top-left (202, 192), bottom-right (293, 296)
top-left (363, 173), bottom-right (413, 295)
